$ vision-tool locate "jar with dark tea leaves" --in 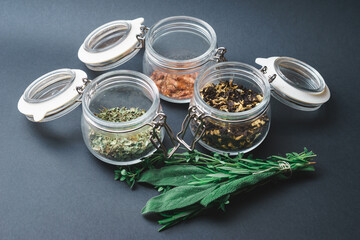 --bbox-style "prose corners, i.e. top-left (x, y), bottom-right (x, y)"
top-left (78, 16), bottom-right (226, 103)
top-left (18, 70), bottom-right (177, 165)
top-left (177, 58), bottom-right (330, 154)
